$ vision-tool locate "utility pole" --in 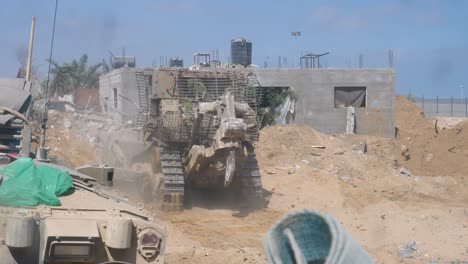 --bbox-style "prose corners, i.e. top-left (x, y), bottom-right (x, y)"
top-left (25, 16), bottom-right (36, 82)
